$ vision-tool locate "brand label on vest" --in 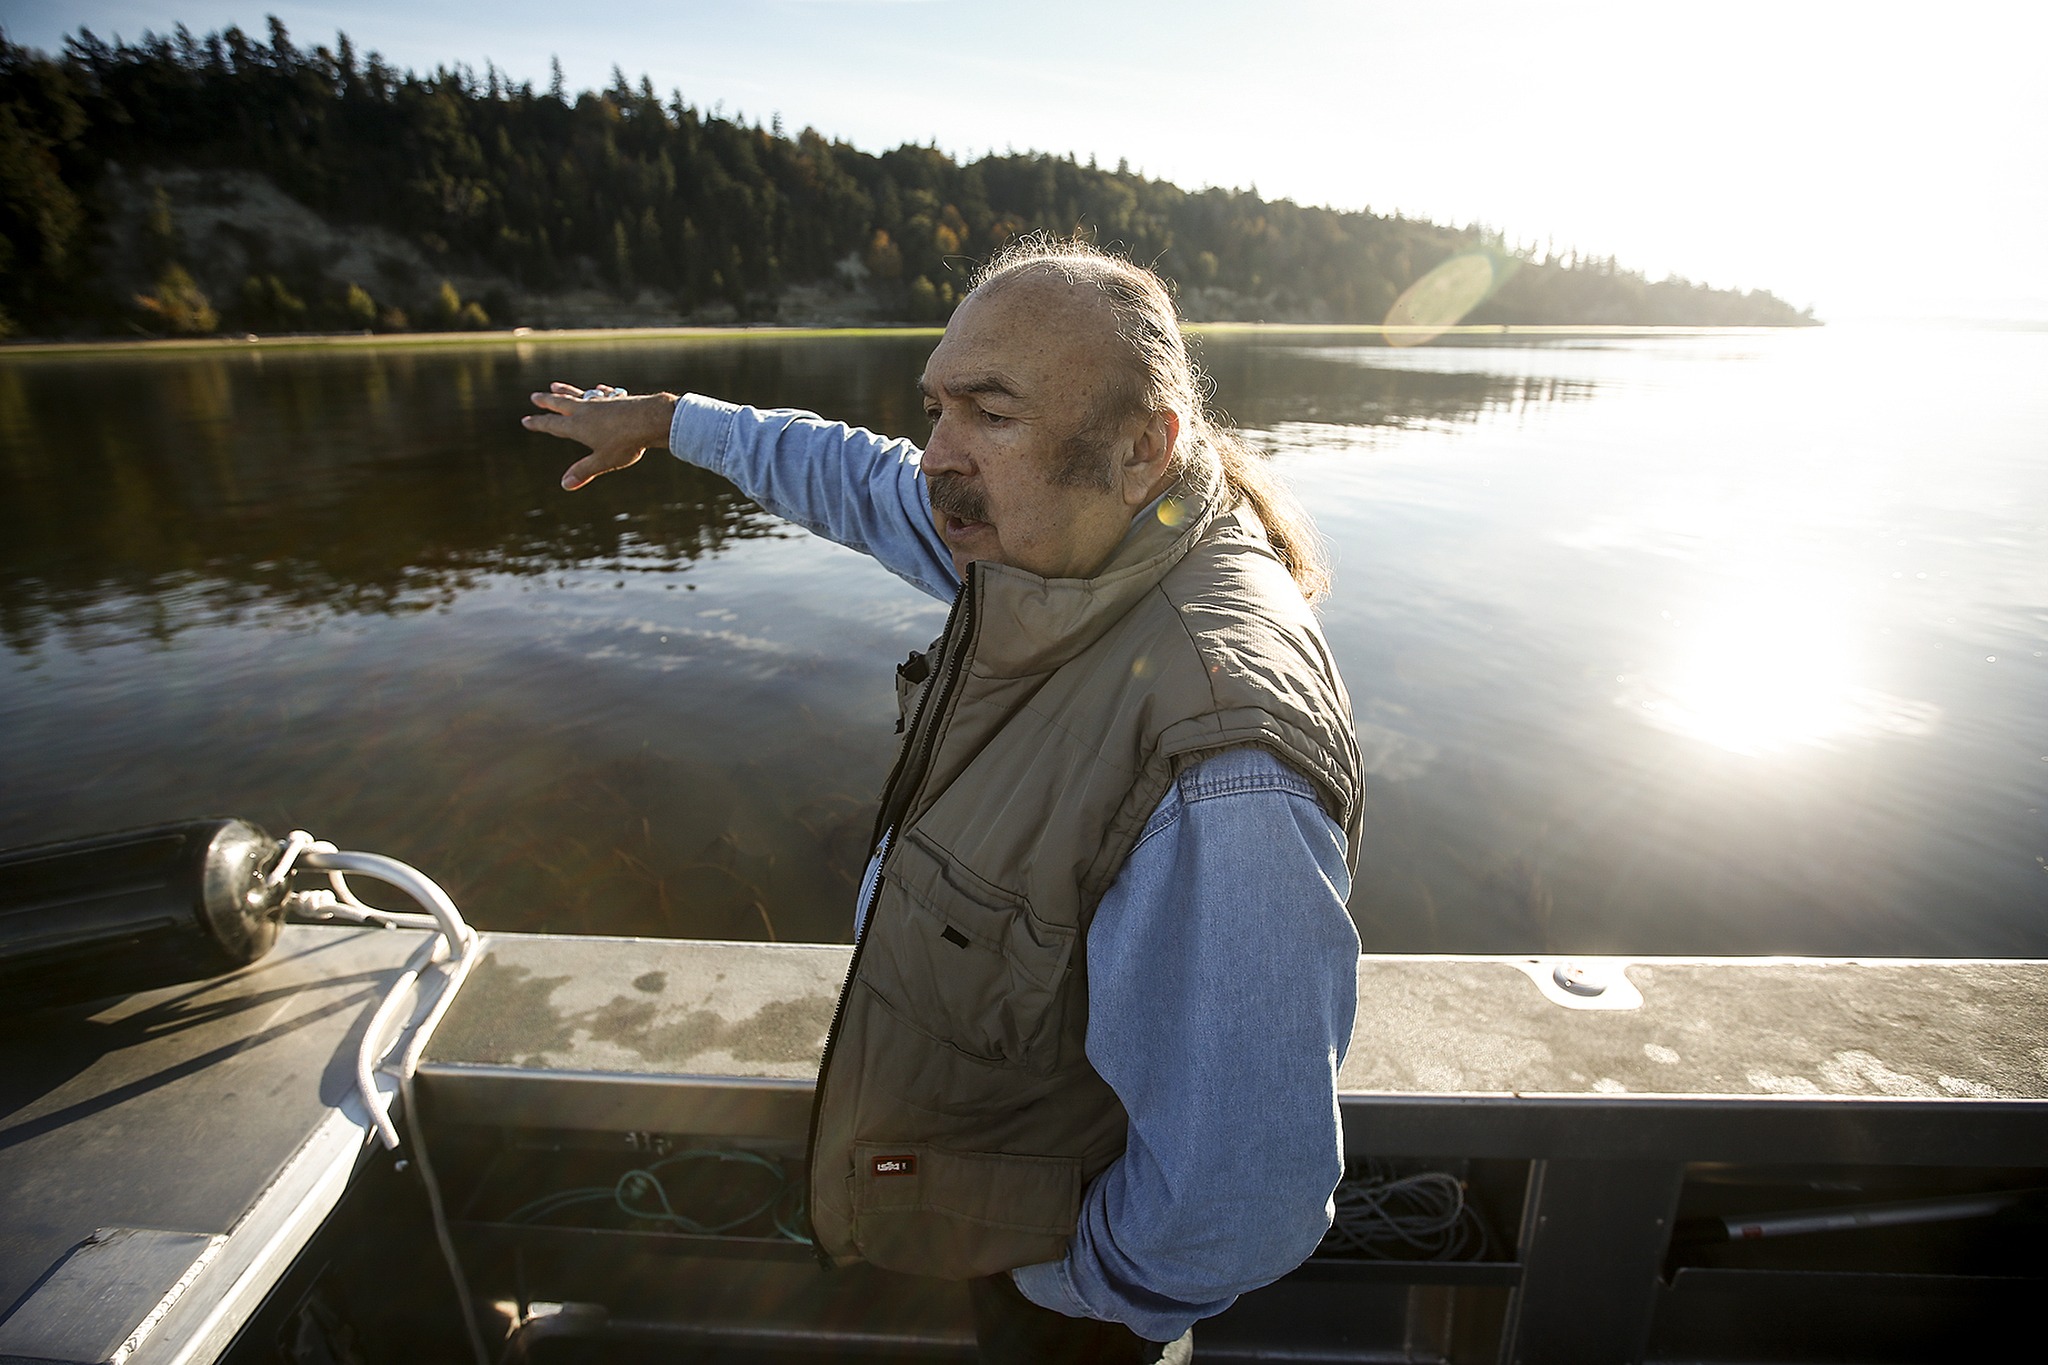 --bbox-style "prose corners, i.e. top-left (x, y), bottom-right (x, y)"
top-left (870, 1153), bottom-right (917, 1177)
